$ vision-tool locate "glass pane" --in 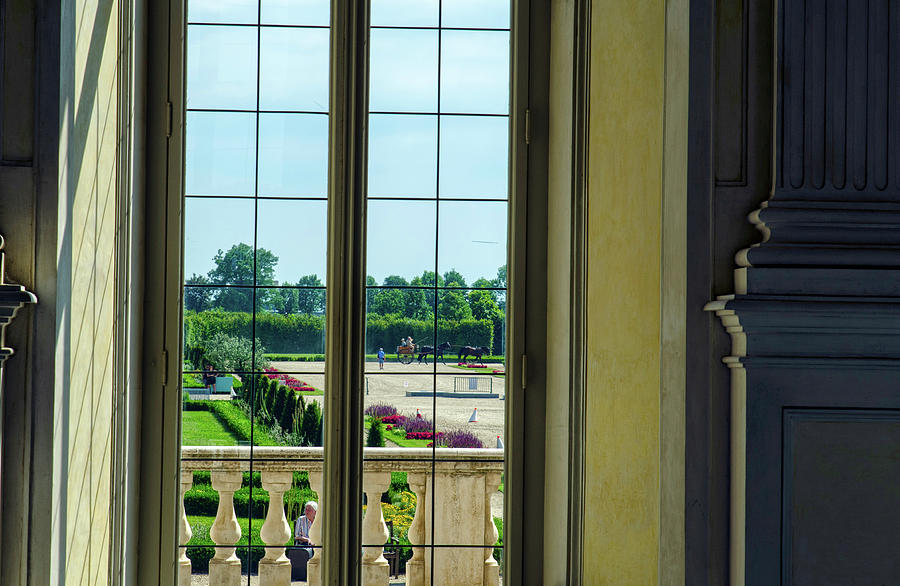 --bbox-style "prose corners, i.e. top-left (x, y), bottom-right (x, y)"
top-left (260, 27), bottom-right (329, 112)
top-left (368, 114), bottom-right (437, 197)
top-left (440, 31), bottom-right (509, 115)
top-left (435, 380), bottom-right (504, 449)
top-left (439, 115), bottom-right (508, 199)
top-left (366, 200), bottom-right (436, 283)
top-left (261, 0), bottom-right (329, 26)
top-left (365, 284), bottom-right (437, 374)
top-left (369, 29), bottom-right (438, 113)
top-left (184, 197), bottom-right (256, 285)
top-left (258, 113), bottom-right (328, 197)
top-left (187, 25), bottom-right (258, 110)
top-left (437, 201), bottom-right (507, 285)
top-left (363, 376), bottom-right (436, 447)
top-left (370, 0), bottom-right (438, 27)
top-left (188, 0), bottom-right (258, 24)
top-left (441, 0), bottom-right (510, 29)
top-left (256, 199), bottom-right (327, 285)
top-left (255, 288), bottom-right (327, 356)
top-left (186, 111), bottom-right (257, 196)
top-left (183, 287), bottom-right (254, 365)
top-left (248, 369), bottom-right (325, 447)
